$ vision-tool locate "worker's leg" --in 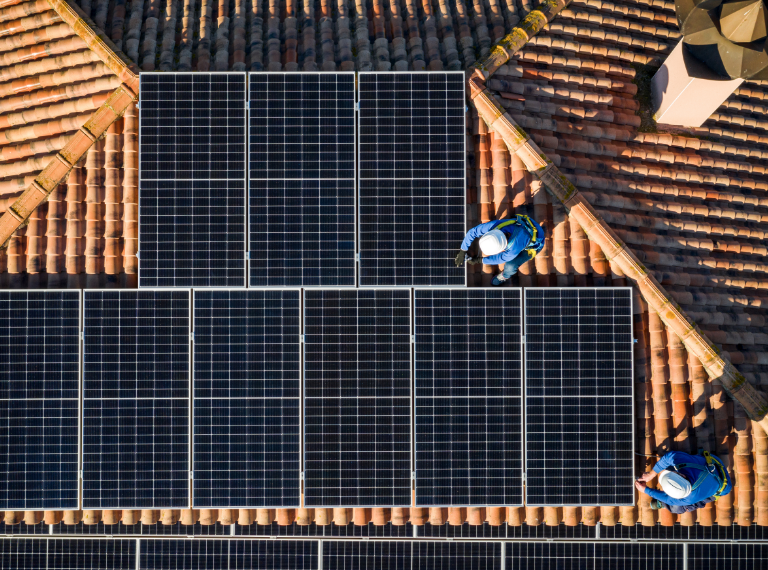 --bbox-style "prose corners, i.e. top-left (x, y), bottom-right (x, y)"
top-left (492, 250), bottom-right (533, 286)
